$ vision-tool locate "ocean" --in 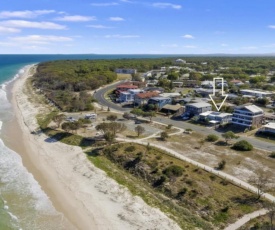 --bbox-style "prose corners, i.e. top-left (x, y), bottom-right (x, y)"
top-left (0, 54), bottom-right (180, 230)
